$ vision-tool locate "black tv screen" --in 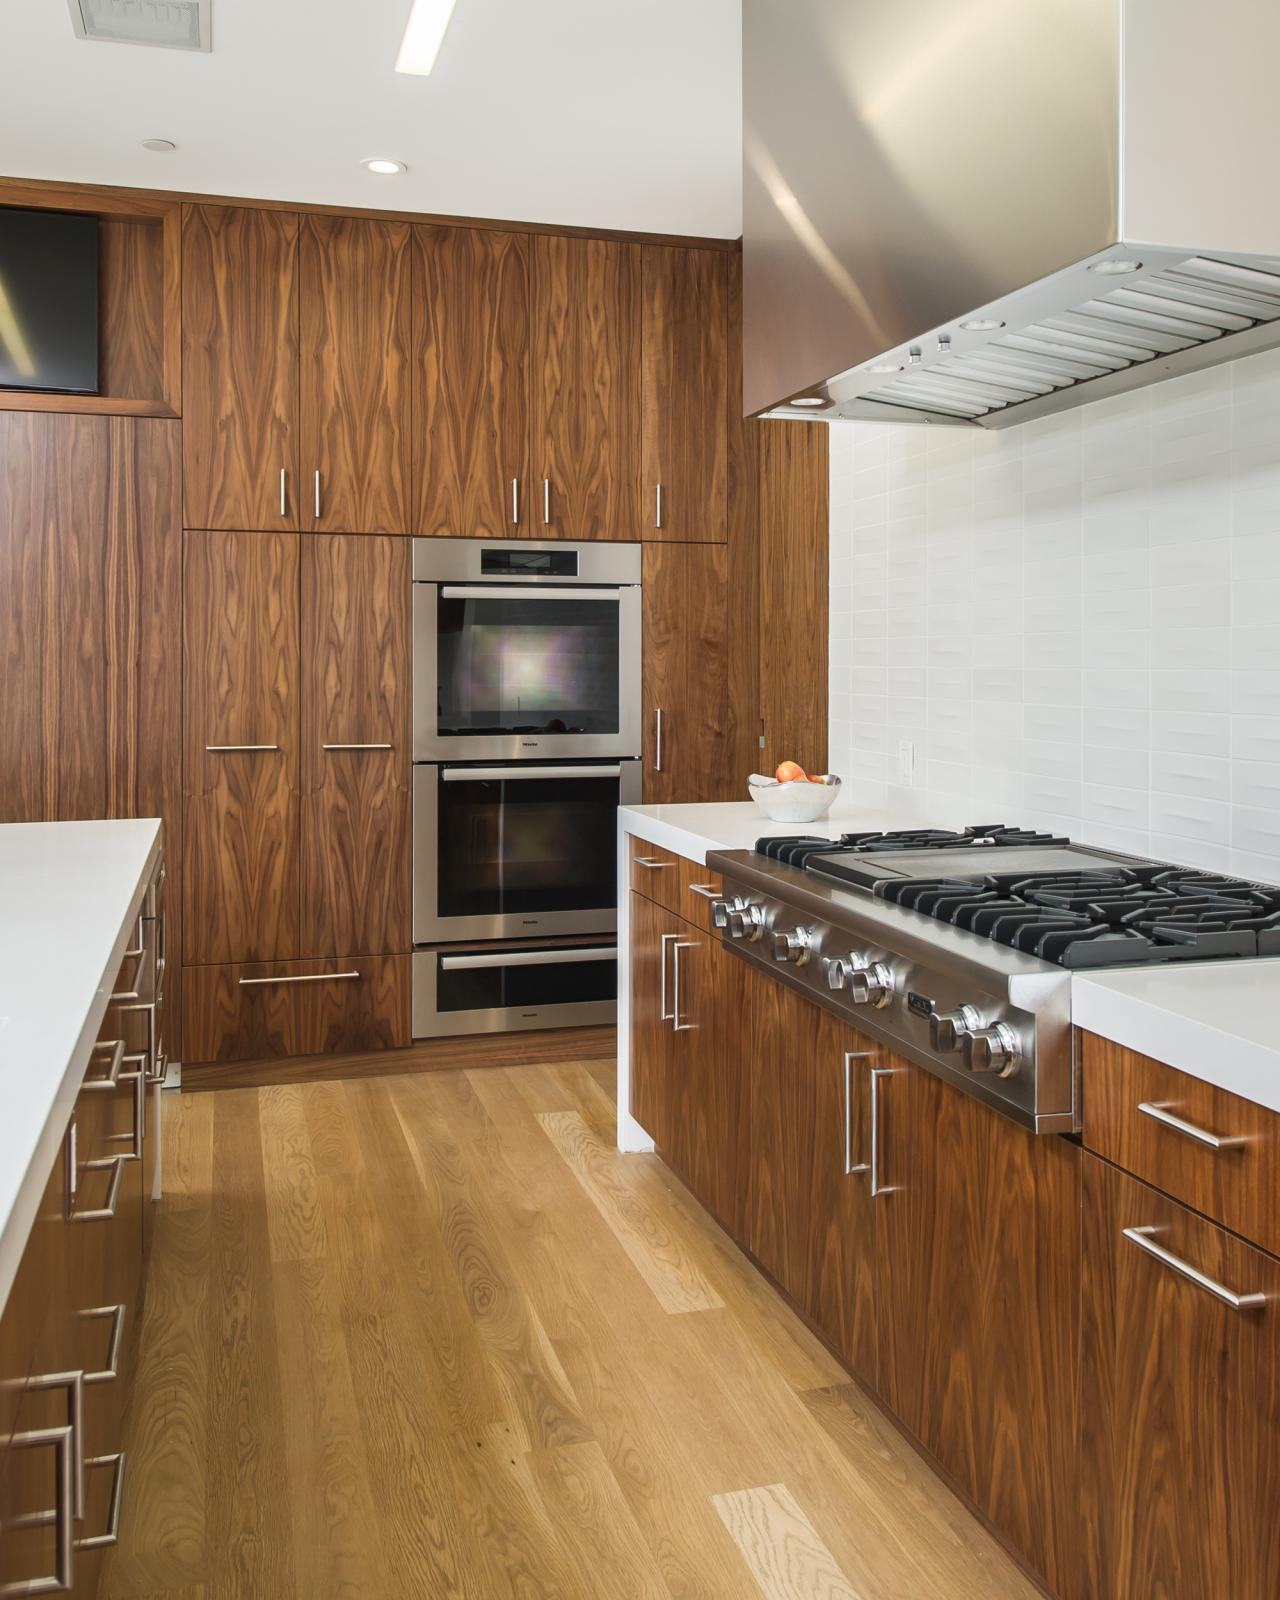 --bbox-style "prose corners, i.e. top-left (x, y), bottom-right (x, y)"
top-left (0, 208), bottom-right (100, 395)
